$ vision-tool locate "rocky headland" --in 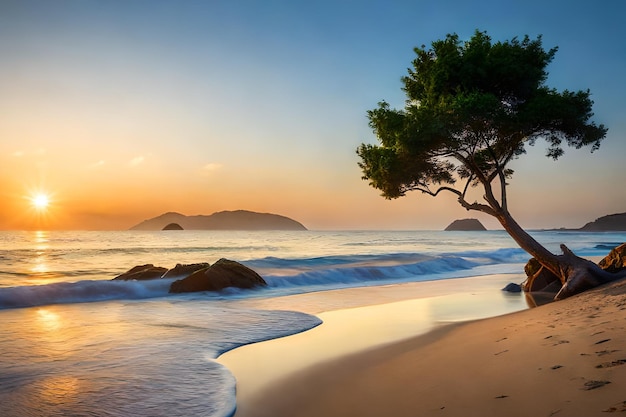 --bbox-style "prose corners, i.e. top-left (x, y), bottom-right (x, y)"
top-left (579, 212), bottom-right (626, 231)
